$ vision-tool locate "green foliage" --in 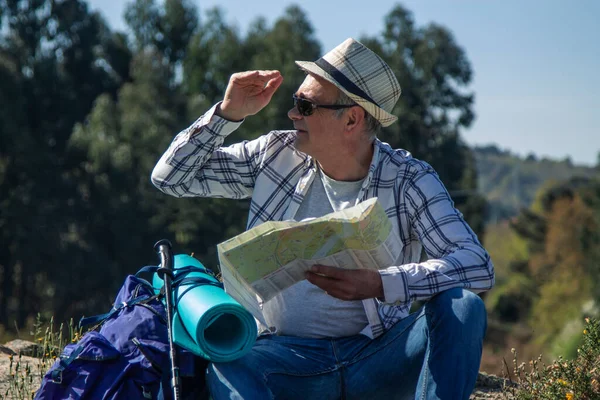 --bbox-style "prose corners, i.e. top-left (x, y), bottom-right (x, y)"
top-left (487, 176), bottom-right (600, 360)
top-left (482, 219), bottom-right (531, 323)
top-left (484, 221), bottom-right (529, 280)
top-left (486, 272), bottom-right (535, 323)
top-left (125, 0), bottom-right (162, 50)
top-left (159, 0), bottom-right (199, 63)
top-left (125, 0), bottom-right (199, 64)
top-left (531, 274), bottom-right (590, 348)
top-left (0, 0), bottom-right (122, 328)
top-left (61, 48), bottom-right (190, 316)
top-left (523, 181), bottom-right (599, 344)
